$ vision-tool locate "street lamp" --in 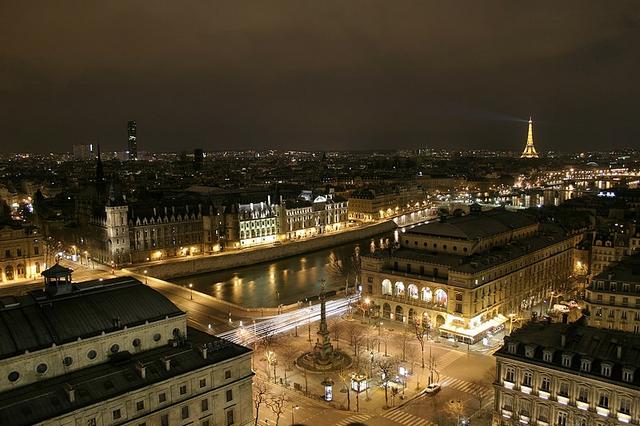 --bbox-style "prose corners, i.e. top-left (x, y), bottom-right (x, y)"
top-left (189, 283), bottom-right (193, 300)
top-left (143, 270), bottom-right (148, 284)
top-left (291, 405), bottom-right (299, 425)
